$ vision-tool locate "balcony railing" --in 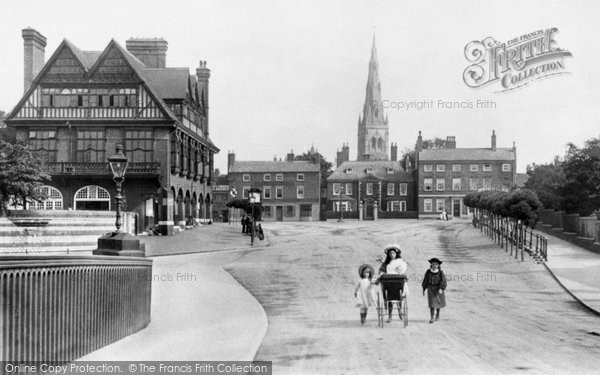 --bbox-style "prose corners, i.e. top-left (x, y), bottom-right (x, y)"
top-left (0, 255), bottom-right (153, 361)
top-left (43, 162), bottom-right (161, 176)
